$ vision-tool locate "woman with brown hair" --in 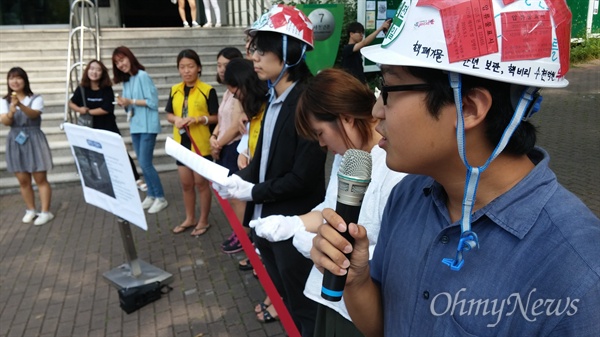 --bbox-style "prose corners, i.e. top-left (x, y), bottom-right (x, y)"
top-left (112, 46), bottom-right (168, 214)
top-left (0, 67), bottom-right (54, 226)
top-left (68, 59), bottom-right (144, 190)
top-left (250, 68), bottom-right (407, 335)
